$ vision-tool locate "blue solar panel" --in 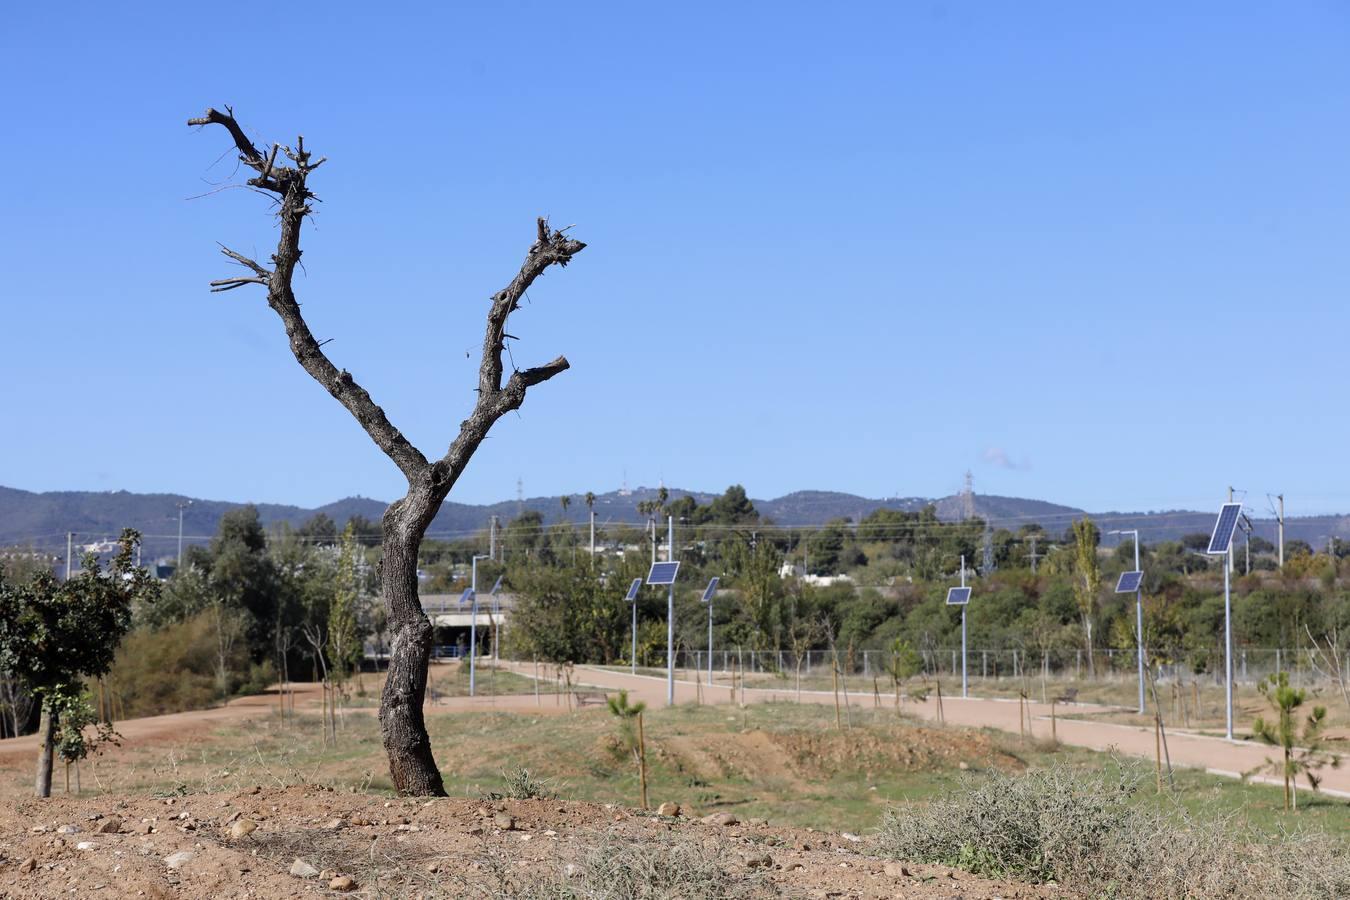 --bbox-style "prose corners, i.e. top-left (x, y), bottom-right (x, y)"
top-left (1207, 503), bottom-right (1242, 555)
top-left (1115, 571), bottom-right (1144, 593)
top-left (647, 561), bottom-right (681, 585)
top-left (624, 578), bottom-right (642, 601)
top-left (701, 577), bottom-right (720, 603)
top-left (490, 576), bottom-right (504, 595)
top-left (946, 587), bottom-right (971, 606)
top-left (460, 588), bottom-right (475, 607)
